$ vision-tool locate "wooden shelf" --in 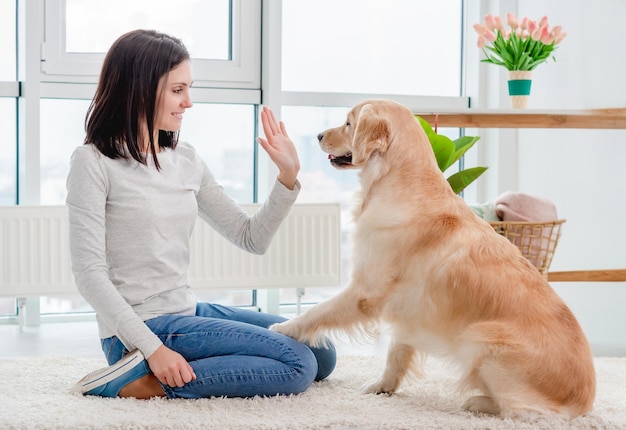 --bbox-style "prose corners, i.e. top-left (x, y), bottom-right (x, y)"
top-left (548, 269), bottom-right (626, 282)
top-left (415, 108), bottom-right (626, 129)
top-left (416, 107), bottom-right (626, 283)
